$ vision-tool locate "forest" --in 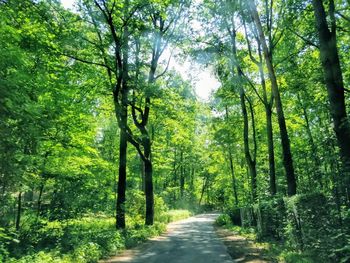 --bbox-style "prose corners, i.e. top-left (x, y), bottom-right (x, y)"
top-left (0, 0), bottom-right (350, 262)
